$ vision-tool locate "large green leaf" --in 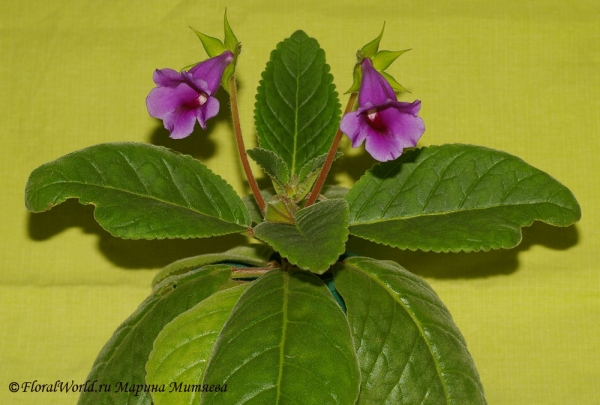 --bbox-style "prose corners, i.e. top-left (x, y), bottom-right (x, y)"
top-left (254, 30), bottom-right (341, 176)
top-left (151, 244), bottom-right (273, 288)
top-left (77, 265), bottom-right (232, 405)
top-left (346, 144), bottom-right (581, 252)
top-left (200, 268), bottom-right (360, 405)
top-left (145, 283), bottom-right (249, 405)
top-left (253, 199), bottom-right (349, 273)
top-left (25, 142), bottom-right (251, 239)
top-left (333, 257), bottom-right (486, 404)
